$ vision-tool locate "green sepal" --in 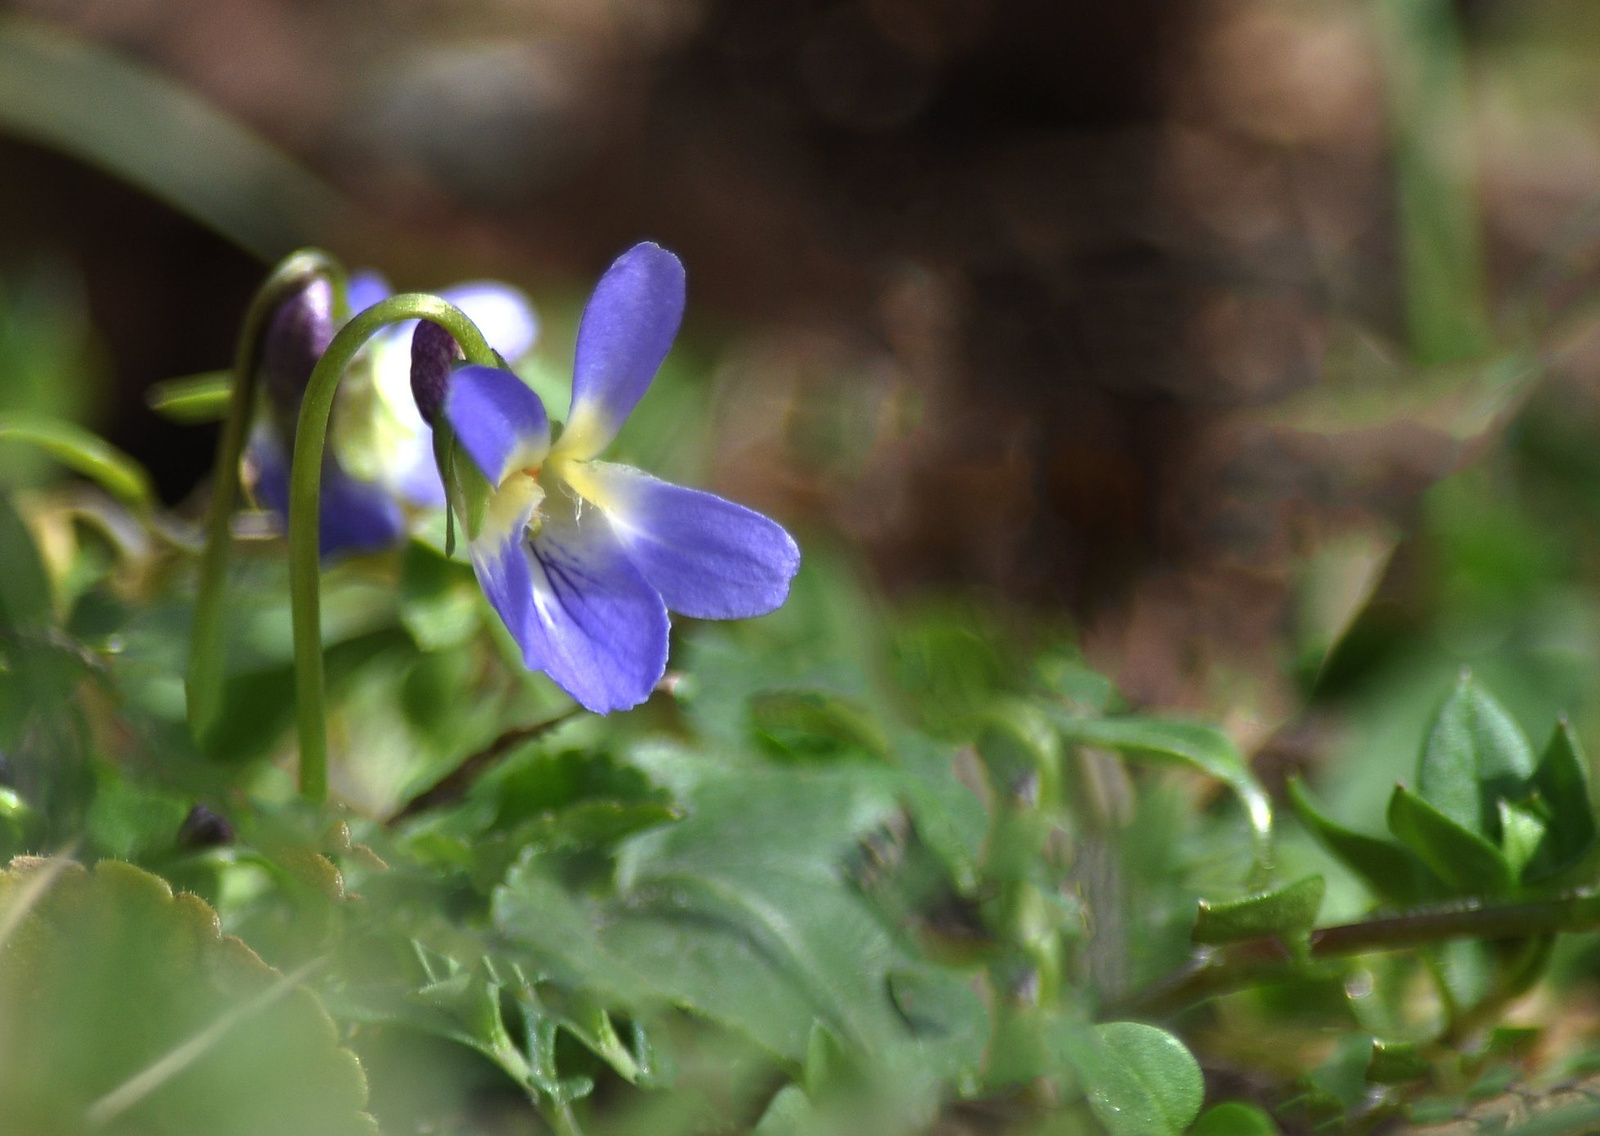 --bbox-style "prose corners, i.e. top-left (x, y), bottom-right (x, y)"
top-left (1417, 672), bottom-right (1534, 838)
top-left (1288, 778), bottom-right (1428, 904)
top-left (434, 423), bottom-right (490, 547)
top-left (1387, 784), bottom-right (1515, 895)
top-left (1522, 720), bottom-right (1597, 882)
top-left (1193, 875), bottom-right (1325, 945)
